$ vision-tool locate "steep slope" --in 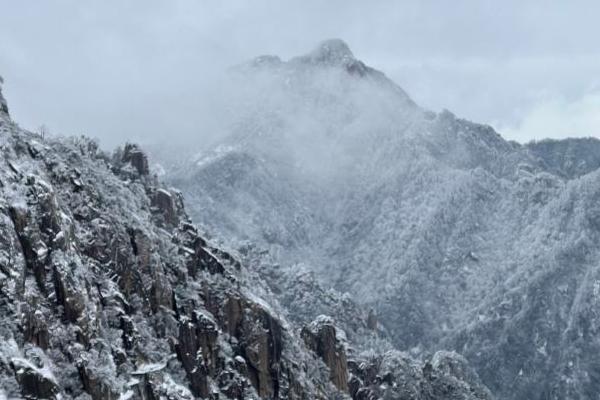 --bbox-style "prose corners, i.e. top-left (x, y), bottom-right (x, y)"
top-left (164, 40), bottom-right (600, 400)
top-left (0, 79), bottom-right (491, 399)
top-left (526, 137), bottom-right (600, 179)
